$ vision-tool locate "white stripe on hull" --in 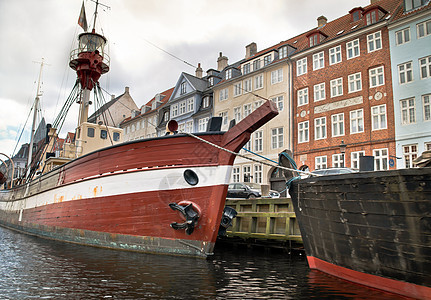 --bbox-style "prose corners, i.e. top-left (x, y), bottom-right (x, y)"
top-left (1, 165), bottom-right (232, 212)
